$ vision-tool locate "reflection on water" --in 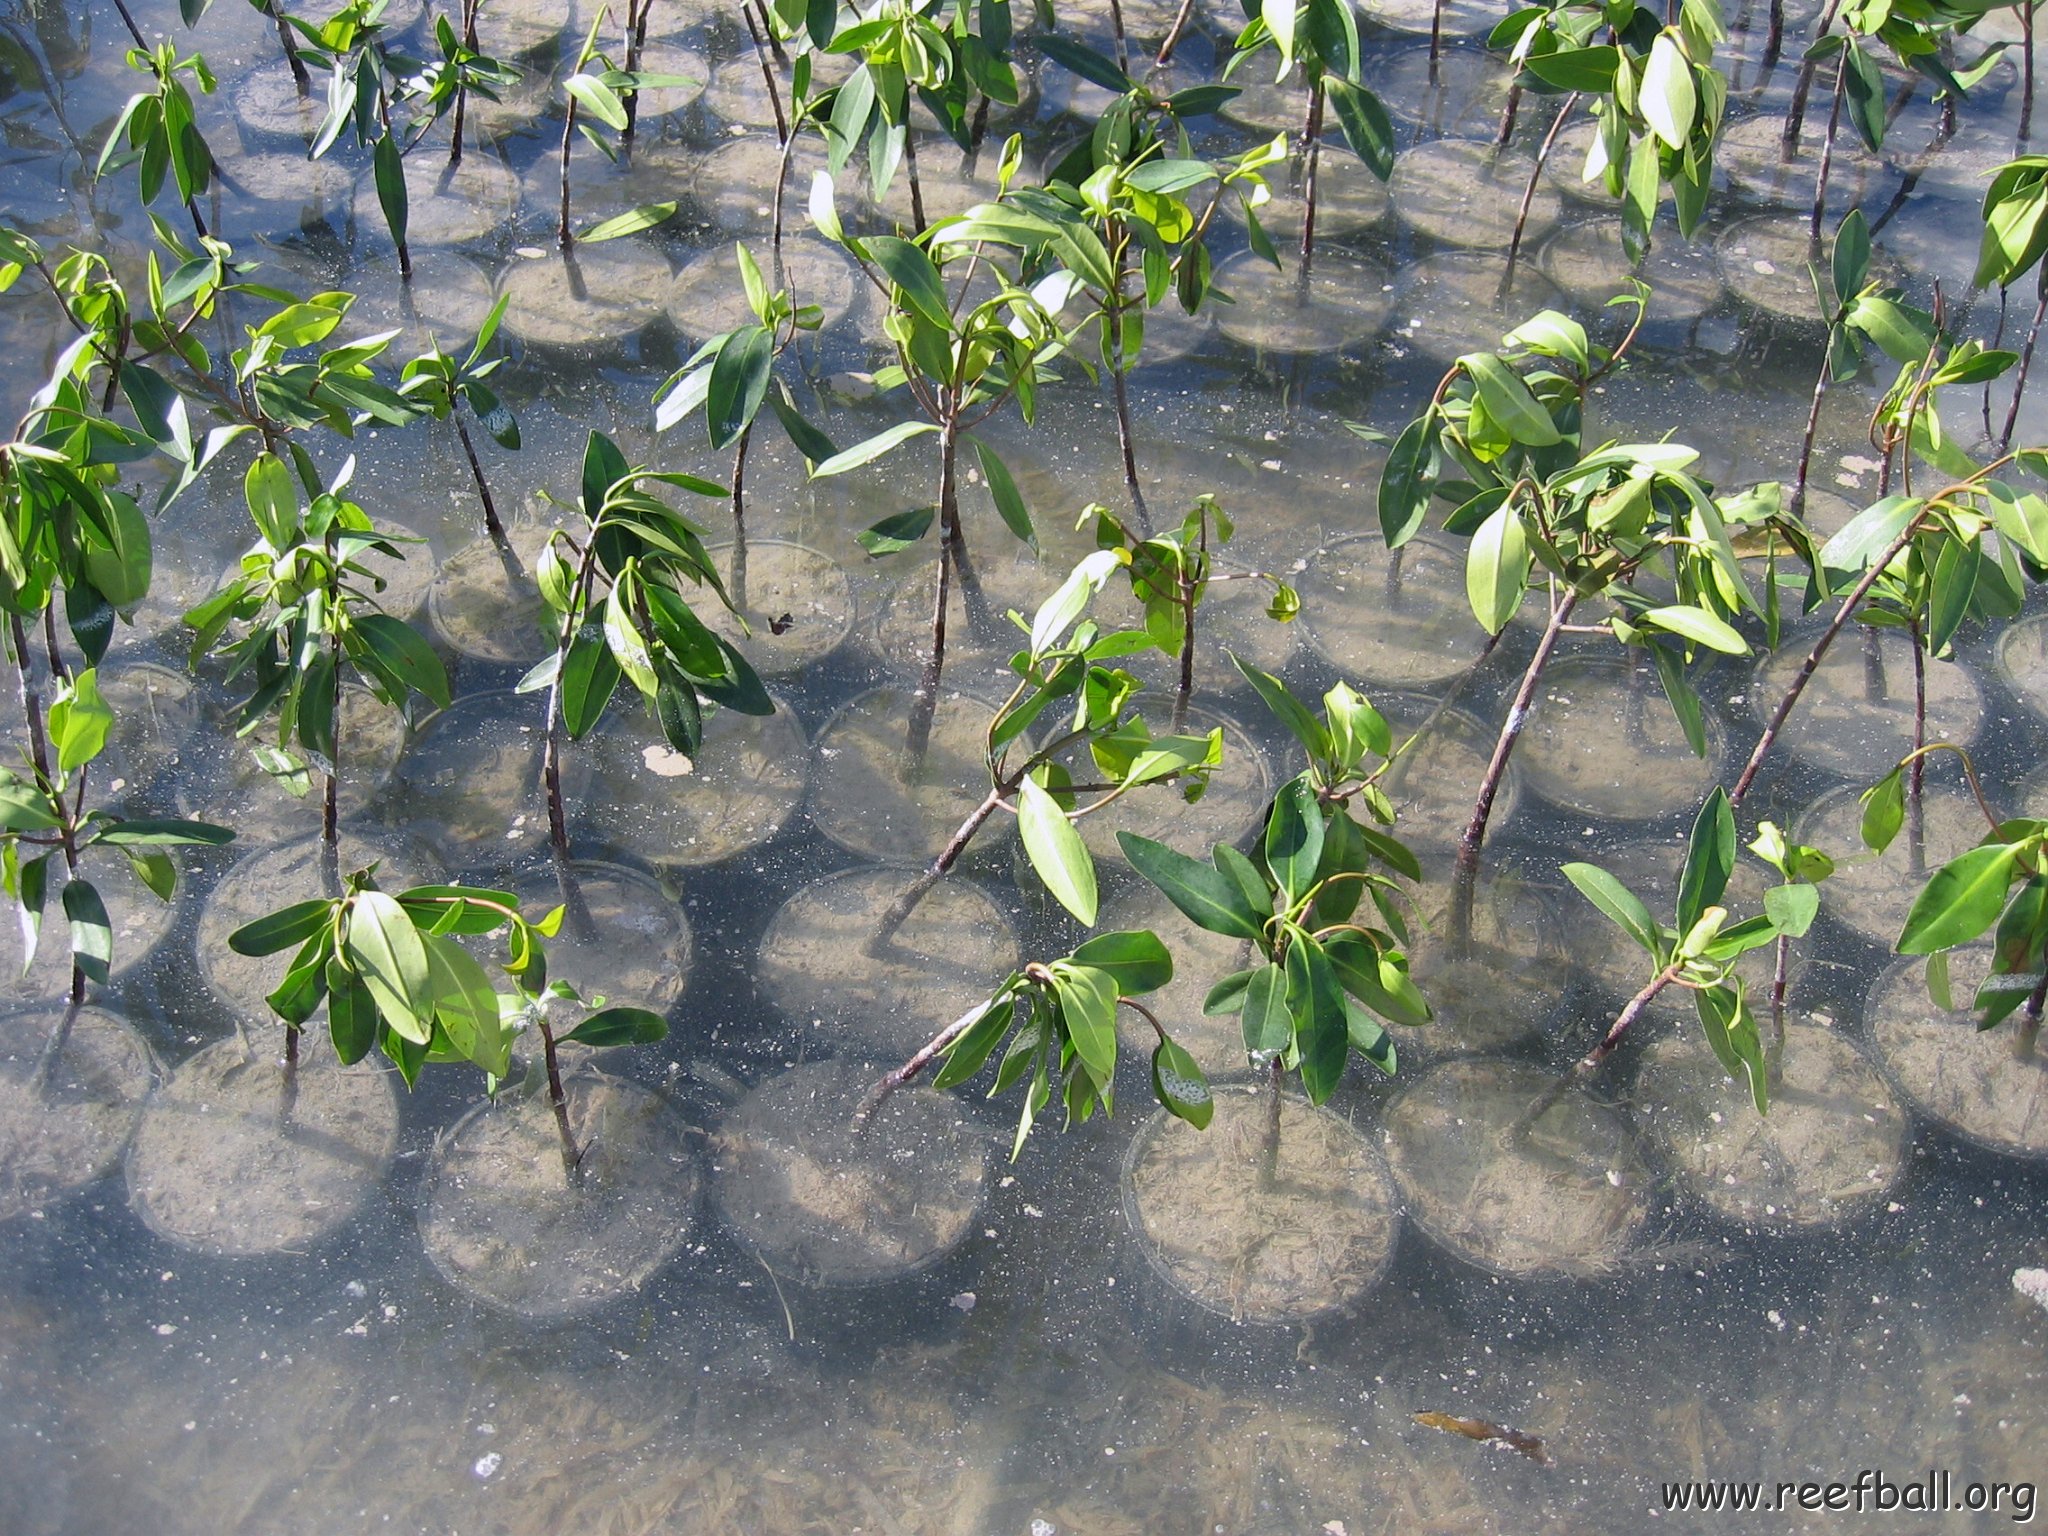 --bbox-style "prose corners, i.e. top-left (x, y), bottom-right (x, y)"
top-left (2, 0), bottom-right (2047, 1528)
